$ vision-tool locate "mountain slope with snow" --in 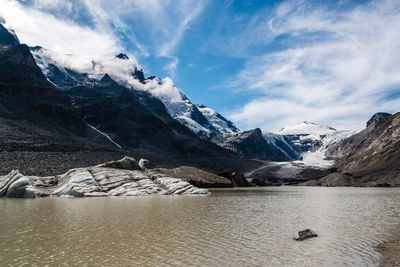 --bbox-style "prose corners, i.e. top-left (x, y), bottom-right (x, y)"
top-left (278, 121), bottom-right (354, 167)
top-left (29, 42), bottom-right (349, 164)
